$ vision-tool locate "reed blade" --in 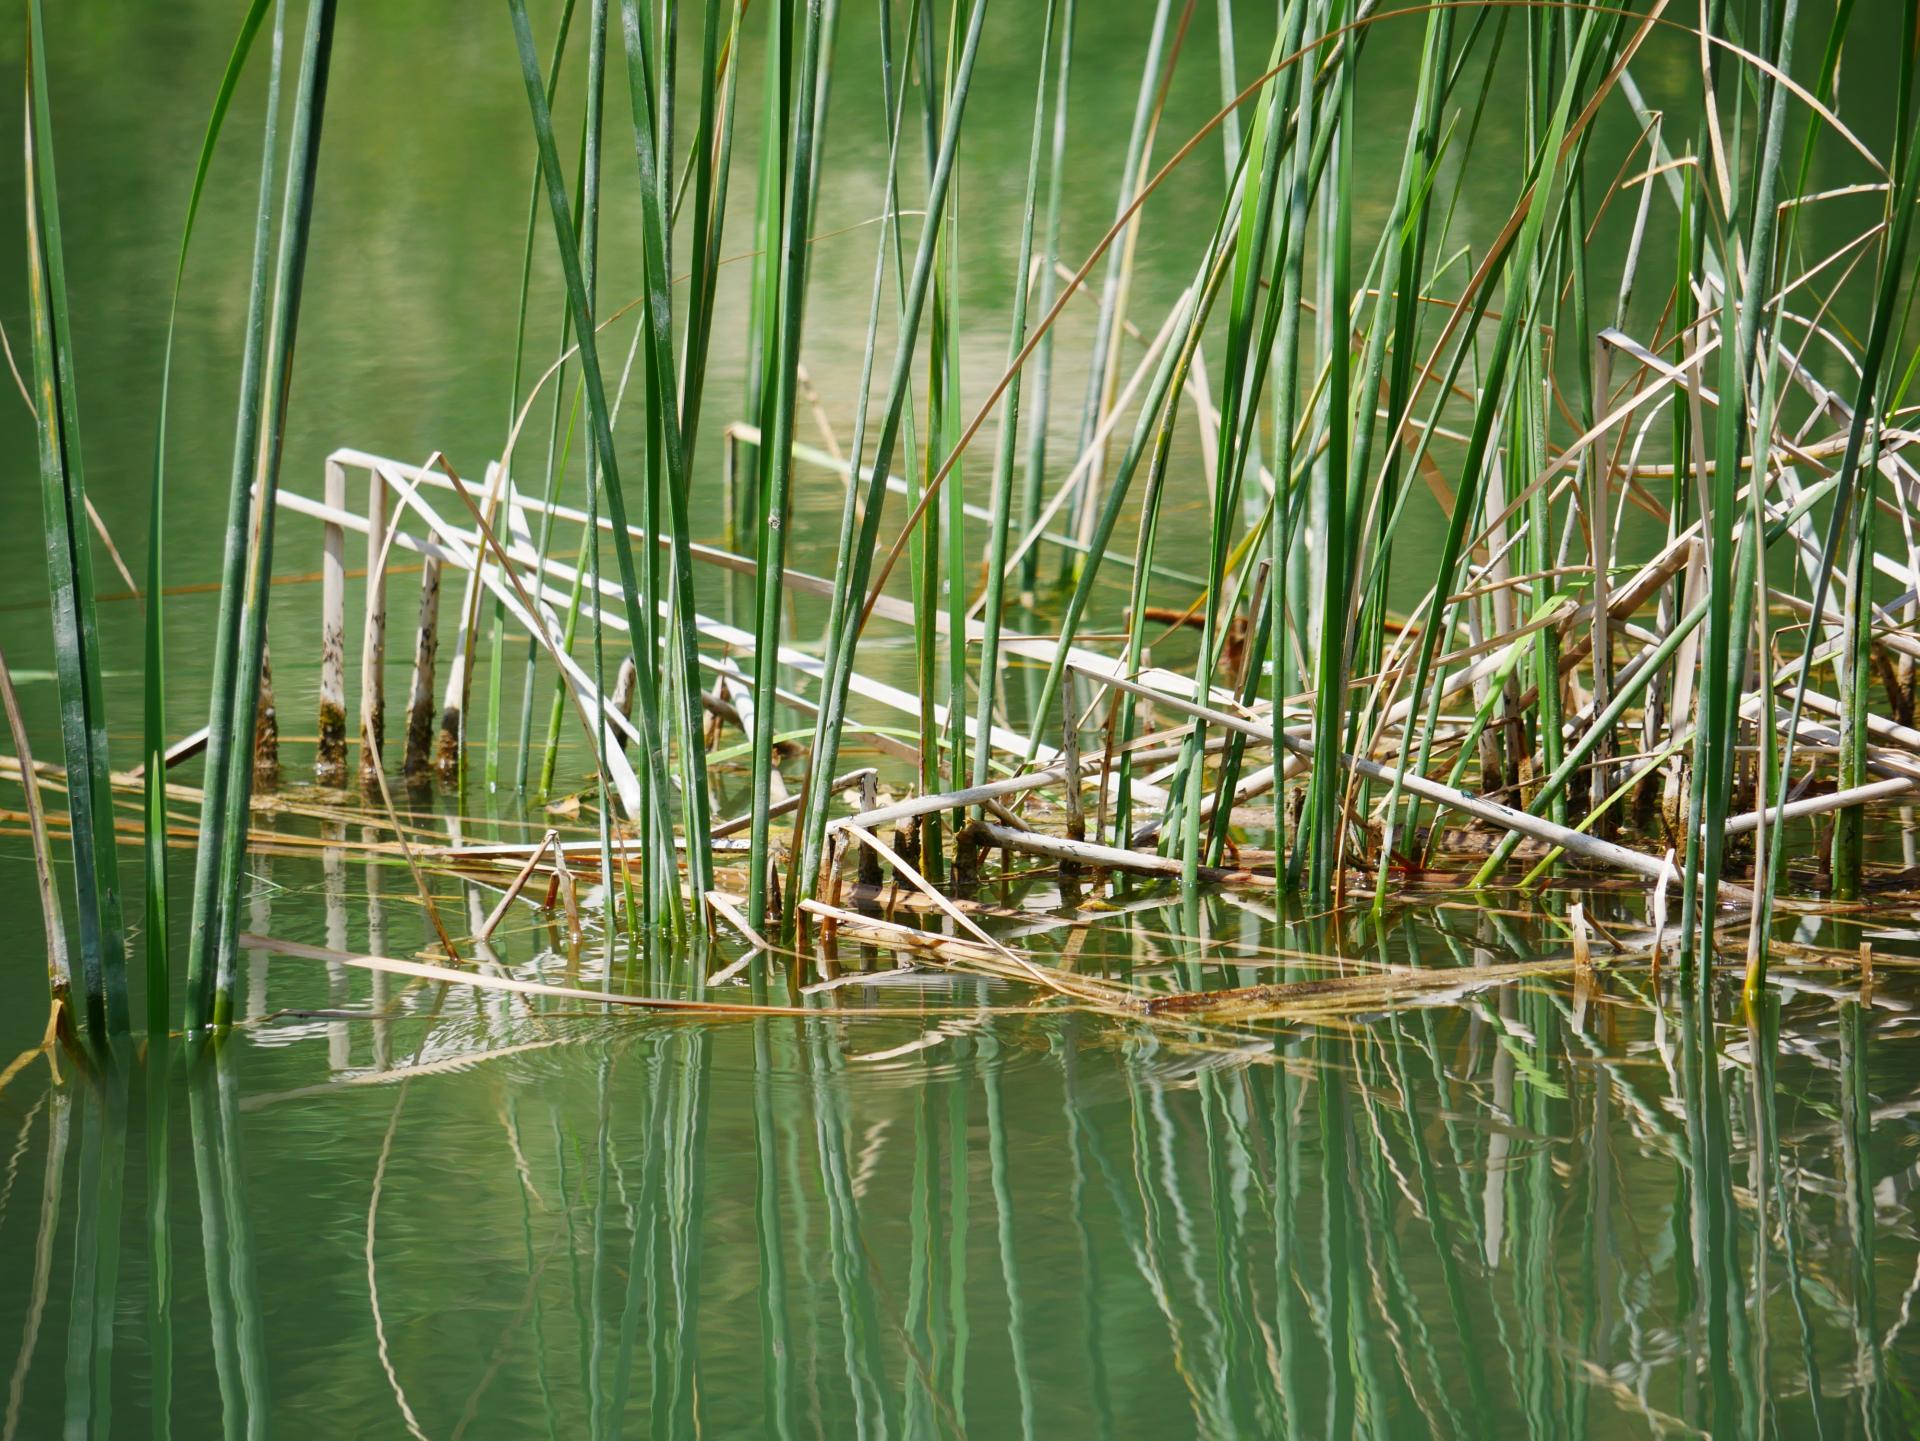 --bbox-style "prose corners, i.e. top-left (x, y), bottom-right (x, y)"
top-left (145, 0), bottom-right (277, 1038)
top-left (183, 0), bottom-right (290, 1032)
top-left (23, 0), bottom-right (130, 1039)
top-left (208, 0), bottom-right (341, 1029)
